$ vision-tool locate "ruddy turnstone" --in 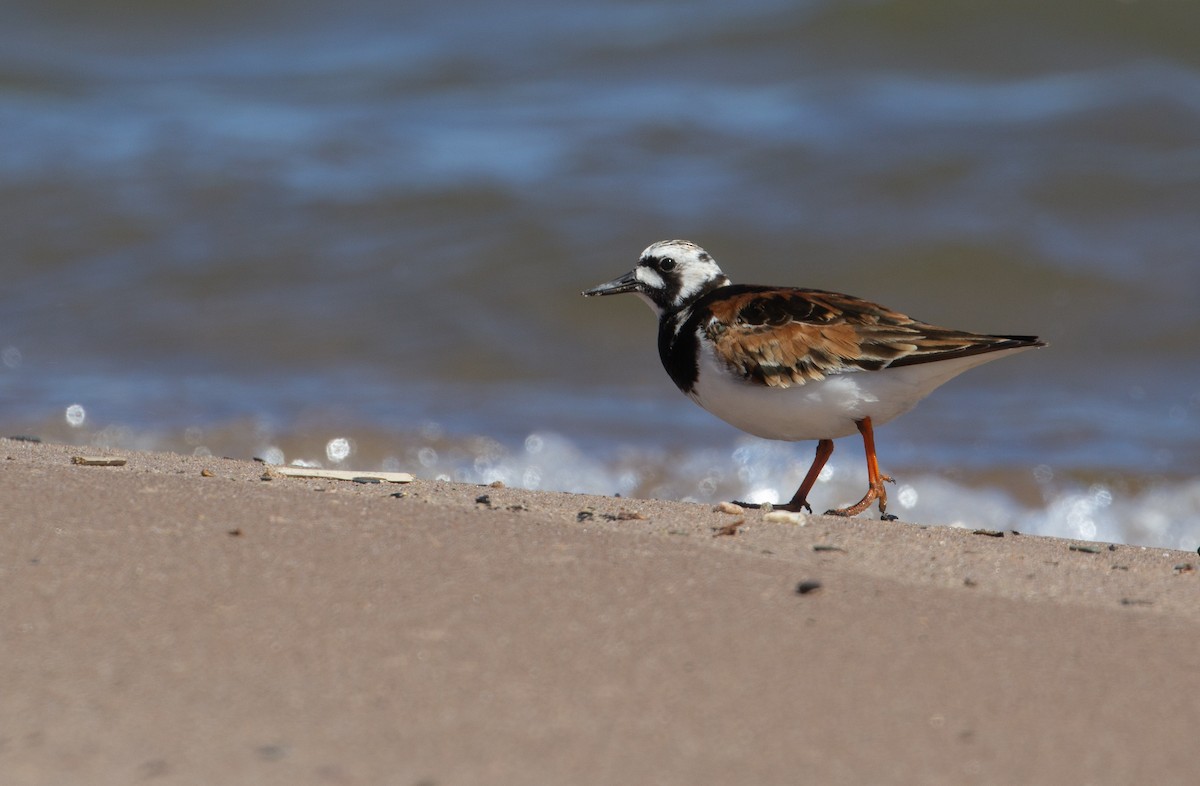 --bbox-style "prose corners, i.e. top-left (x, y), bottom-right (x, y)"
top-left (583, 240), bottom-right (1045, 519)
